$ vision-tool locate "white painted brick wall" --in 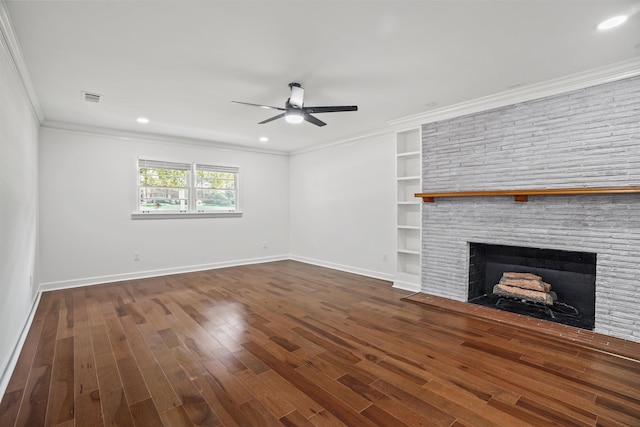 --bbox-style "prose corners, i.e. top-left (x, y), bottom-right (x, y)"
top-left (421, 75), bottom-right (640, 342)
